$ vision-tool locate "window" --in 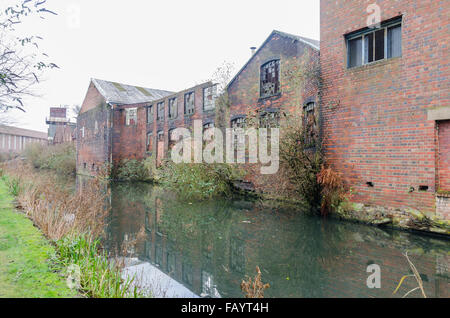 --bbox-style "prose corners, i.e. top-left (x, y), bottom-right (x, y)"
top-left (303, 102), bottom-right (317, 148)
top-left (259, 111), bottom-right (280, 128)
top-left (231, 117), bottom-right (246, 129)
top-left (203, 122), bottom-right (214, 132)
top-left (147, 105), bottom-right (154, 124)
top-left (184, 92), bottom-right (195, 115)
top-left (168, 98), bottom-right (178, 119)
top-left (125, 108), bottom-right (137, 126)
top-left (157, 102), bottom-right (165, 121)
top-left (157, 131), bottom-right (164, 142)
top-left (146, 132), bottom-right (153, 152)
top-left (168, 129), bottom-right (176, 150)
top-left (260, 60), bottom-right (280, 98)
top-left (203, 85), bottom-right (218, 111)
top-left (347, 18), bottom-right (402, 68)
